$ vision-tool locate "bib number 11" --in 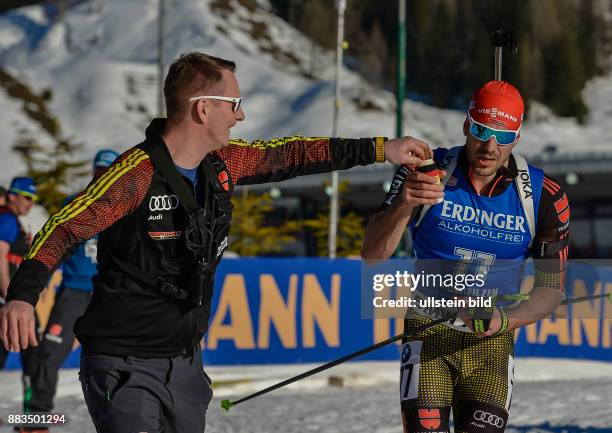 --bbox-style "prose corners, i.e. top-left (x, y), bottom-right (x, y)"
top-left (454, 247), bottom-right (495, 277)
